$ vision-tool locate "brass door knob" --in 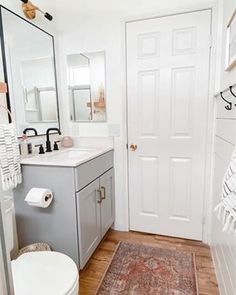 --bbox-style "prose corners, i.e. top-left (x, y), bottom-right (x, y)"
top-left (130, 144), bottom-right (137, 151)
